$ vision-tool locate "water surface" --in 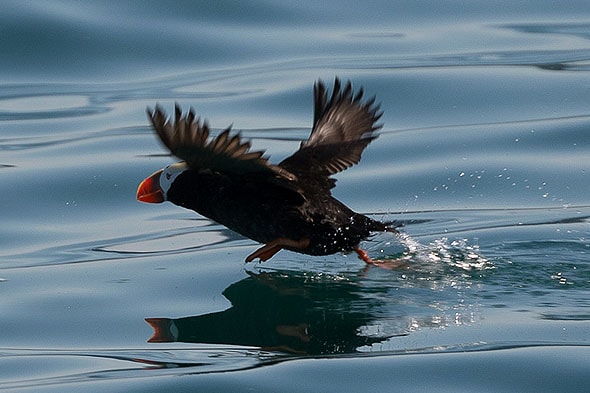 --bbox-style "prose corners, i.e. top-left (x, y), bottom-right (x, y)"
top-left (1, 1), bottom-right (589, 392)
